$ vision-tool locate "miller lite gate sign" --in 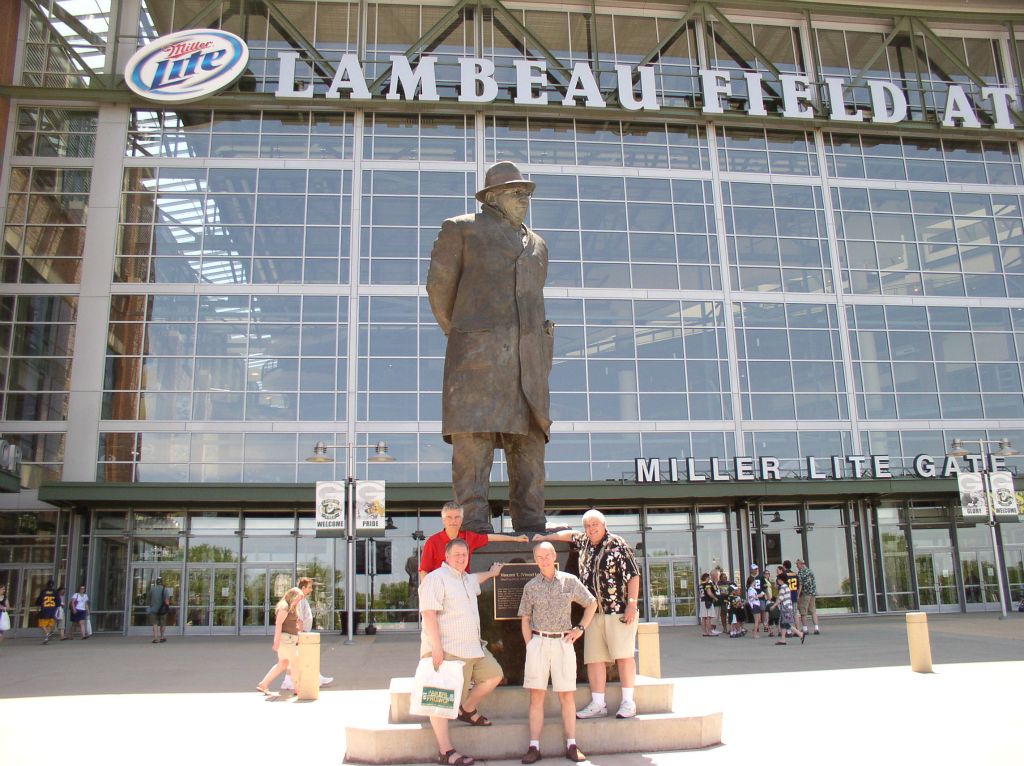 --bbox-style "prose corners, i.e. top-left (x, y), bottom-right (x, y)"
top-left (124, 30), bottom-right (249, 103)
